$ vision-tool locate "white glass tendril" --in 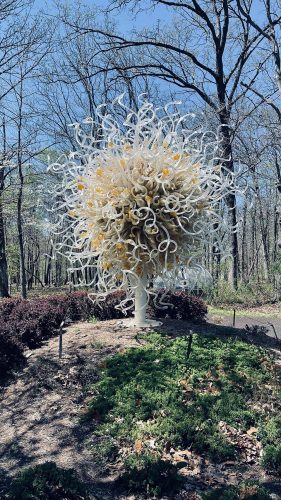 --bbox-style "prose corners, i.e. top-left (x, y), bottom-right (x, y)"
top-left (49, 94), bottom-right (238, 326)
